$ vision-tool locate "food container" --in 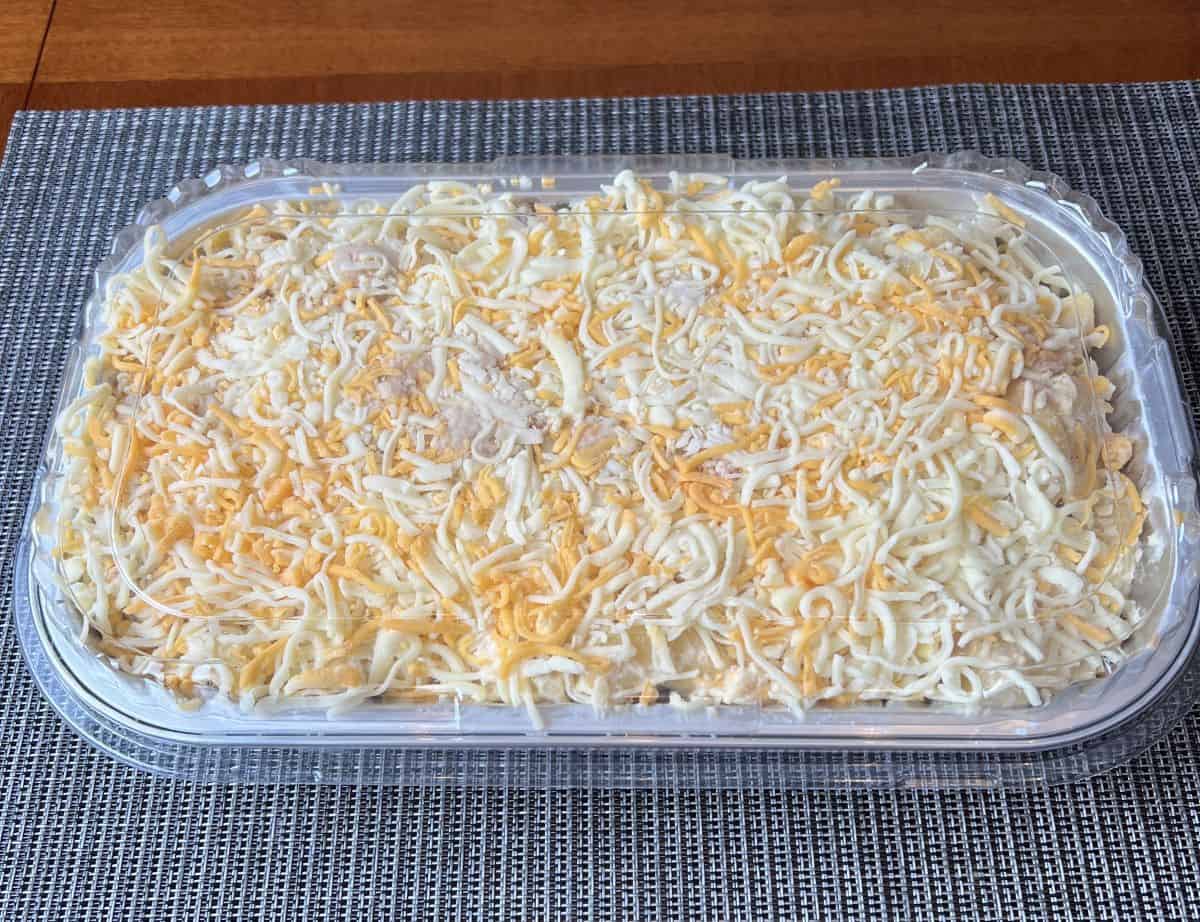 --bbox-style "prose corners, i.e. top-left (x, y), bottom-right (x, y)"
top-left (15, 153), bottom-right (1200, 787)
